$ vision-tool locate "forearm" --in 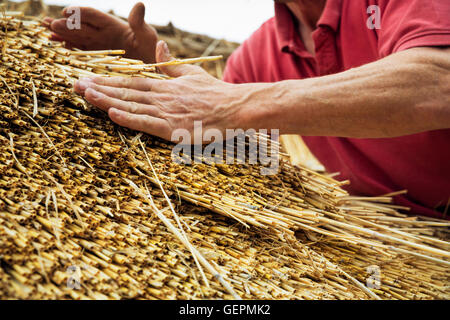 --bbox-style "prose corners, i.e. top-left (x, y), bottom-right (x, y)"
top-left (238, 47), bottom-right (450, 138)
top-left (77, 46), bottom-right (449, 142)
